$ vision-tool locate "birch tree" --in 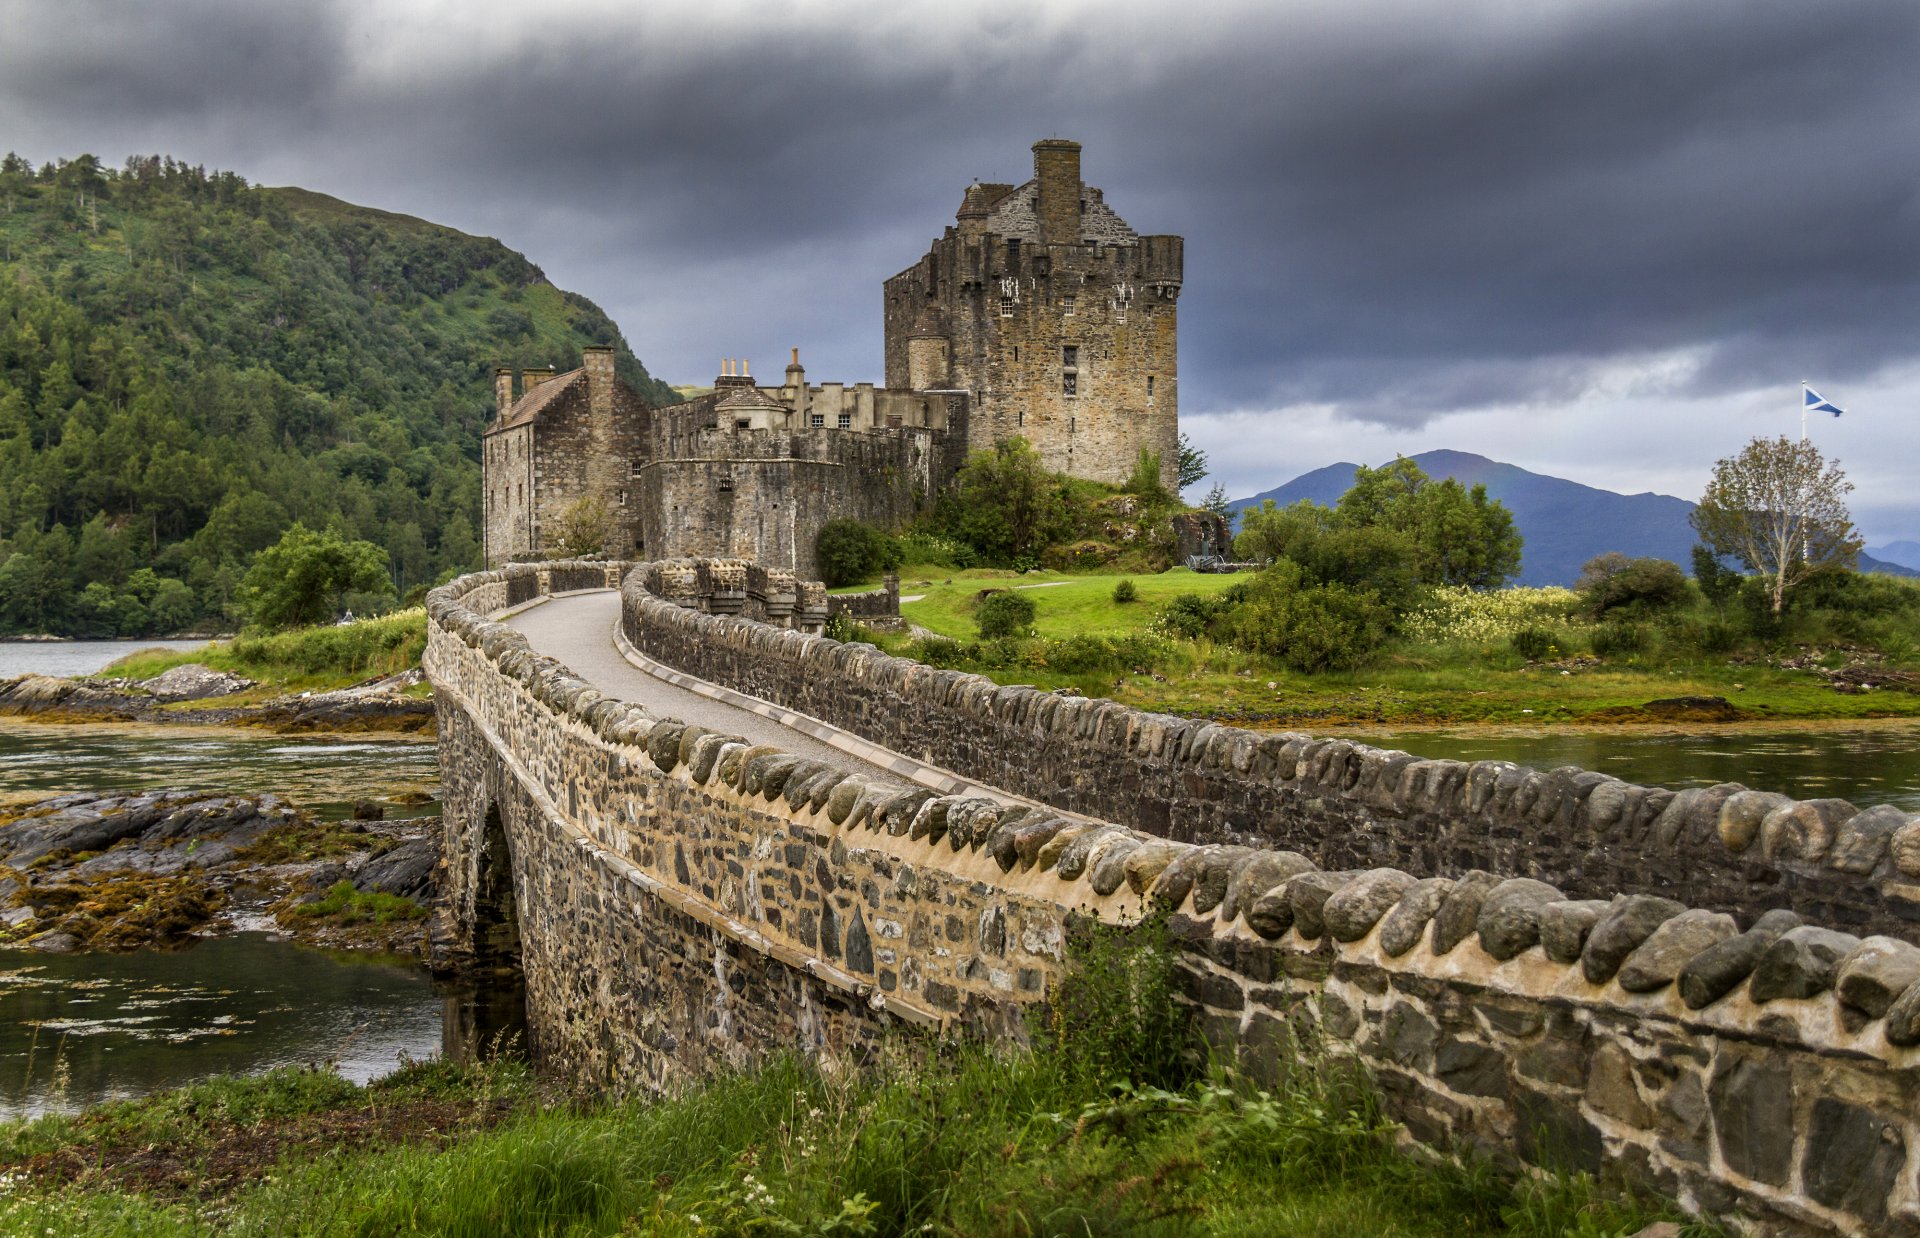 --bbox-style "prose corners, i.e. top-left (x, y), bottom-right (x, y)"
top-left (1691, 436), bottom-right (1861, 614)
